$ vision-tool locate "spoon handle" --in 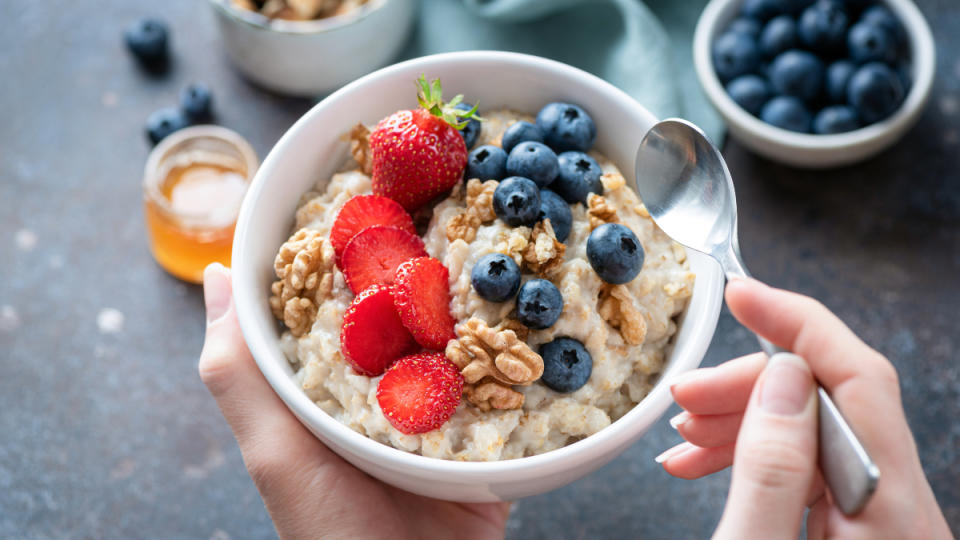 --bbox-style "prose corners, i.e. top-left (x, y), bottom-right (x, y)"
top-left (758, 339), bottom-right (880, 515)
